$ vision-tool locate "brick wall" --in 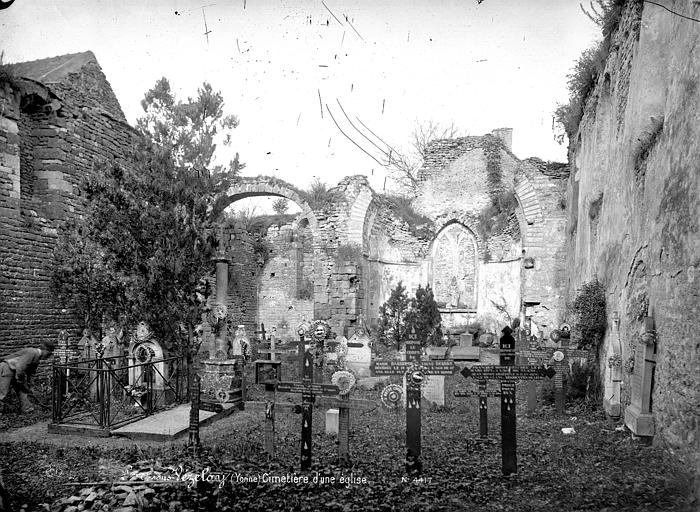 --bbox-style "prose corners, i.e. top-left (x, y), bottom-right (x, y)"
top-left (0, 68), bottom-right (138, 359)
